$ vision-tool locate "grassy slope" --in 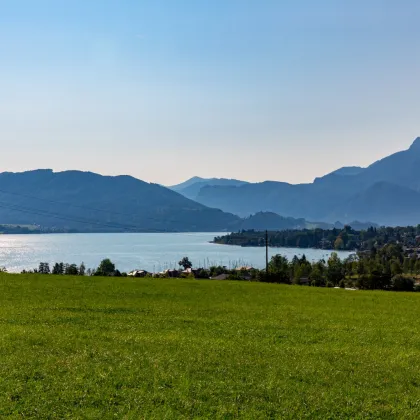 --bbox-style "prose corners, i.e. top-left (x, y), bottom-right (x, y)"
top-left (1, 274), bottom-right (420, 418)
